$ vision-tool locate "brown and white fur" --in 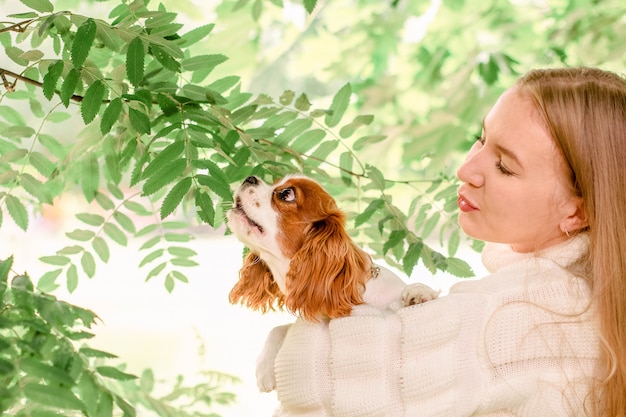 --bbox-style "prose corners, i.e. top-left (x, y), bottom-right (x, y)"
top-left (227, 175), bottom-right (438, 391)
